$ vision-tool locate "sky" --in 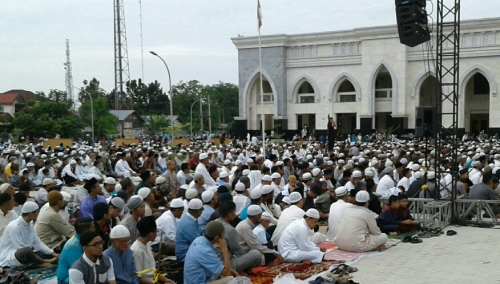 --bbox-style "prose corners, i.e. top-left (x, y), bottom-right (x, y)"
top-left (1, 0), bottom-right (499, 96)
